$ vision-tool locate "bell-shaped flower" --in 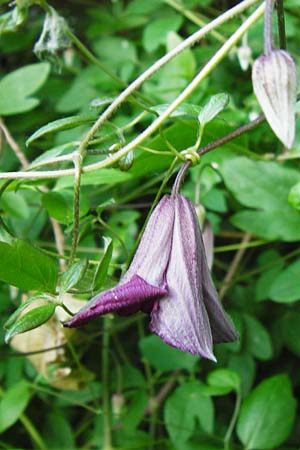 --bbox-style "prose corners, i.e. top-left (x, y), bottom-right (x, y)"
top-left (64, 195), bottom-right (237, 360)
top-left (252, 49), bottom-right (297, 149)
